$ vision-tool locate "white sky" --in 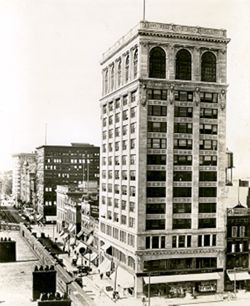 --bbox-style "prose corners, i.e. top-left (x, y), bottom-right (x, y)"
top-left (0, 0), bottom-right (250, 179)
